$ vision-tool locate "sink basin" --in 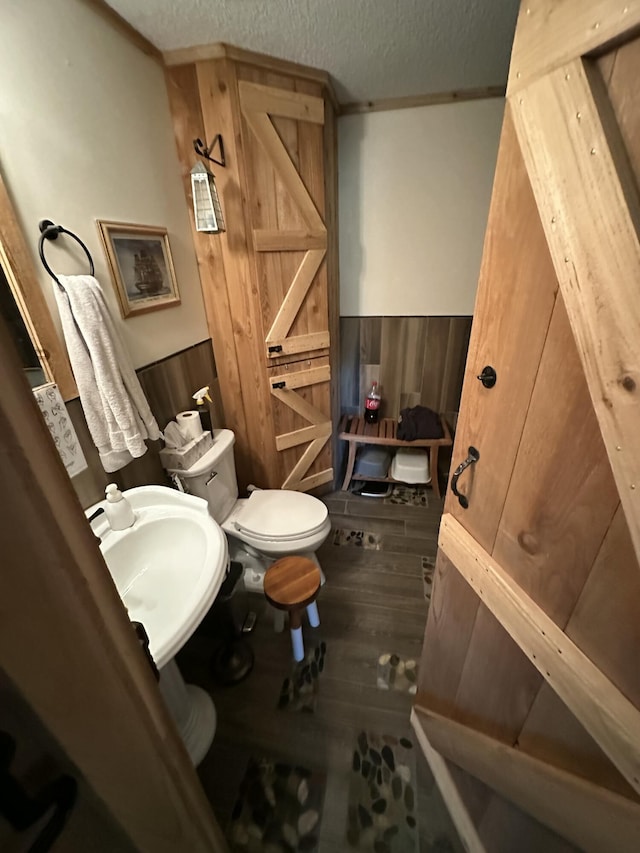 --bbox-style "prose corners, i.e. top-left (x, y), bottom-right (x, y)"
top-left (87, 485), bottom-right (228, 669)
top-left (87, 485), bottom-right (228, 765)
